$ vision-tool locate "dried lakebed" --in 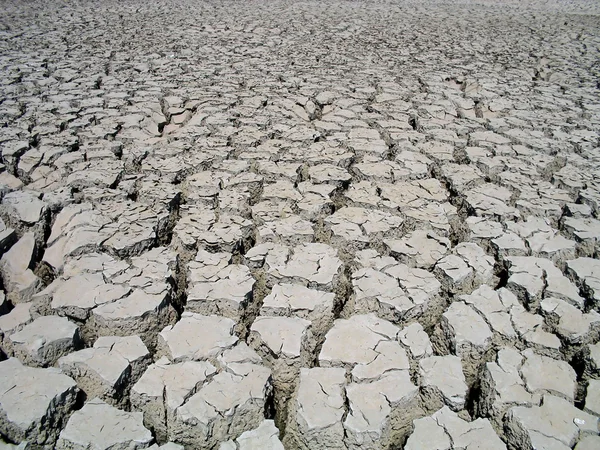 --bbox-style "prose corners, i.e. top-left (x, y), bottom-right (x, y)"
top-left (0, 0), bottom-right (600, 448)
